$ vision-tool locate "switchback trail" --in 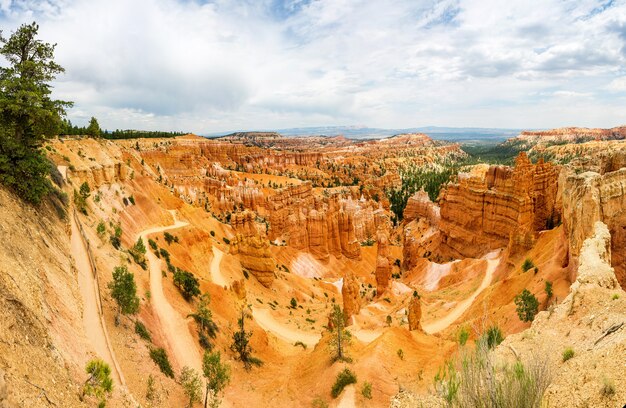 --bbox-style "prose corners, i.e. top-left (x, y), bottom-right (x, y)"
top-left (210, 246), bottom-right (229, 287)
top-left (139, 211), bottom-right (203, 372)
top-left (422, 253), bottom-right (501, 334)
